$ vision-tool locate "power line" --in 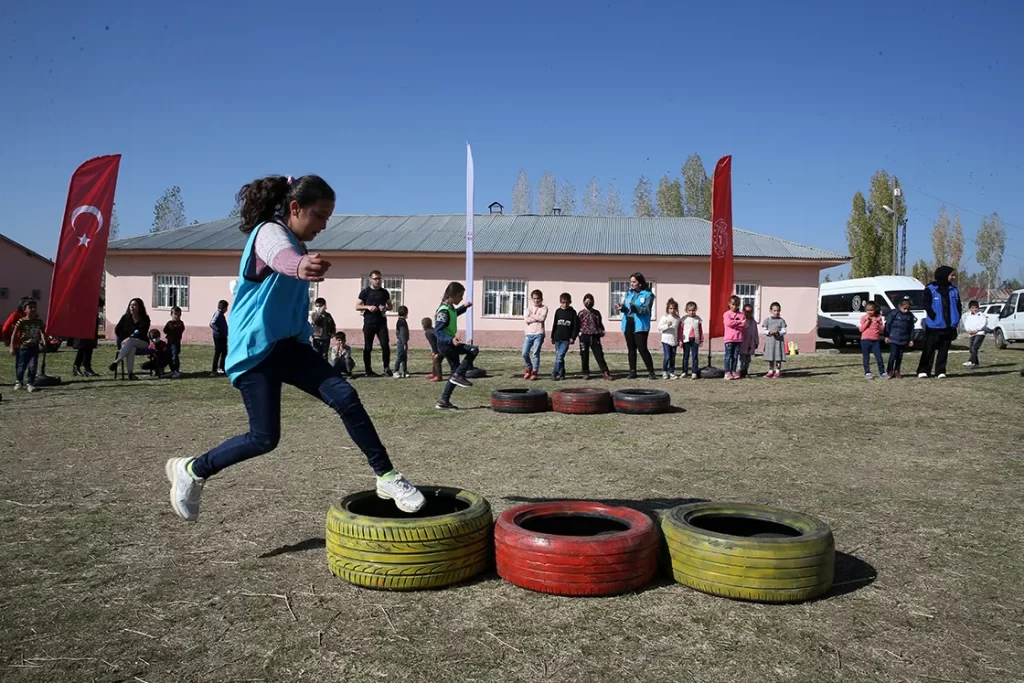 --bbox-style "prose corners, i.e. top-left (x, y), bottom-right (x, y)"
top-left (900, 184), bottom-right (1024, 233)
